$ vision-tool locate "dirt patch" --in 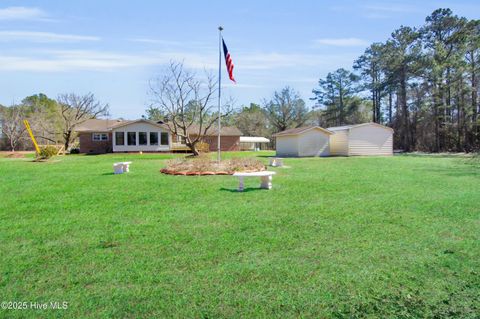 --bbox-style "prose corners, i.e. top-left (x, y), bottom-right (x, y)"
top-left (1, 152), bottom-right (26, 158)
